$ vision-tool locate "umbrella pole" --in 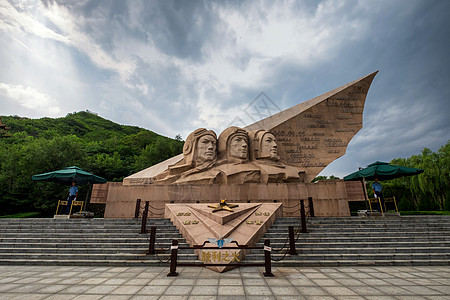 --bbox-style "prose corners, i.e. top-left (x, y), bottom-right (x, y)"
top-left (83, 183), bottom-right (91, 211)
top-left (361, 177), bottom-right (369, 211)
